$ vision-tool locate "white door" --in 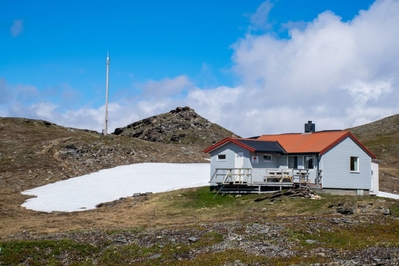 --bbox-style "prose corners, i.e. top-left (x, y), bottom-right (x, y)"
top-left (370, 162), bottom-right (379, 194)
top-left (235, 152), bottom-right (244, 182)
top-left (235, 152), bottom-right (244, 168)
